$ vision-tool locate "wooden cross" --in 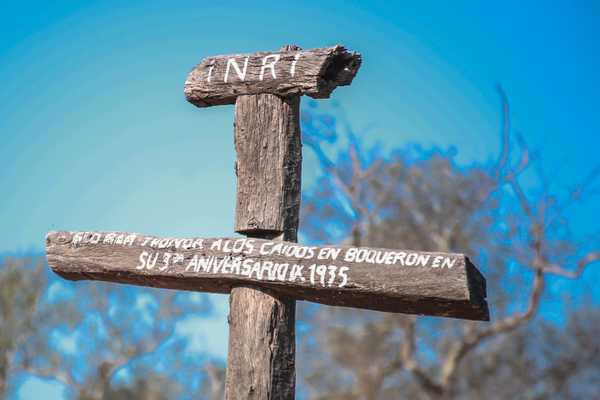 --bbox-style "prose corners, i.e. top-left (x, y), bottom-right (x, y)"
top-left (46, 44), bottom-right (488, 399)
